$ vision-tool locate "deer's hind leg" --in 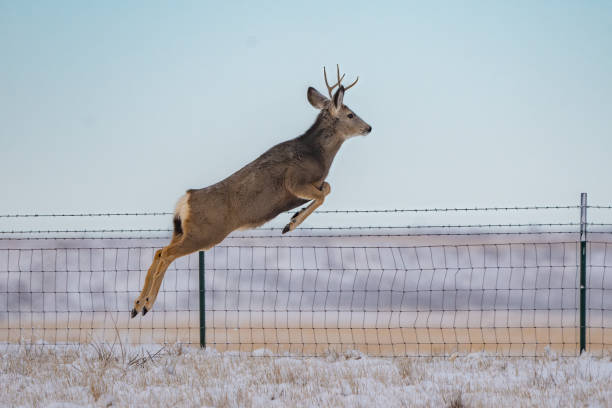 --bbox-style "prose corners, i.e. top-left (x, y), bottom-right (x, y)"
top-left (131, 235), bottom-right (201, 317)
top-left (131, 247), bottom-right (165, 317)
top-left (140, 237), bottom-right (201, 314)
